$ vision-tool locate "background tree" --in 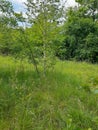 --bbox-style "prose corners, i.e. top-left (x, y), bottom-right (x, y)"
top-left (76, 0), bottom-right (98, 21)
top-left (0, 0), bottom-right (17, 55)
top-left (57, 1), bottom-right (98, 63)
